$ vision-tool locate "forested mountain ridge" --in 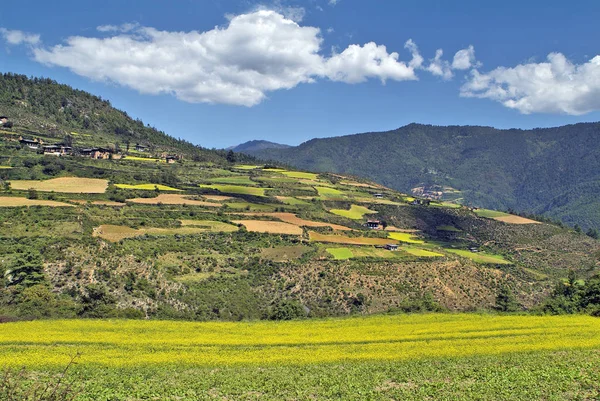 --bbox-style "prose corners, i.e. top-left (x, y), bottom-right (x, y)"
top-left (229, 140), bottom-right (291, 153)
top-left (247, 123), bottom-right (600, 230)
top-left (0, 73), bottom-right (249, 163)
